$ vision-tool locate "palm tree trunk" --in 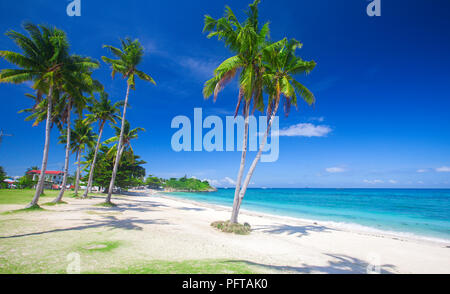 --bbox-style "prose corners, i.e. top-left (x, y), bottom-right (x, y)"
top-left (231, 99), bottom-right (280, 223)
top-left (74, 150), bottom-right (81, 196)
top-left (53, 98), bottom-right (72, 203)
top-left (27, 86), bottom-right (53, 208)
top-left (82, 120), bottom-right (105, 198)
top-left (230, 101), bottom-right (251, 223)
top-left (106, 83), bottom-right (131, 203)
